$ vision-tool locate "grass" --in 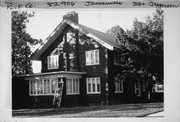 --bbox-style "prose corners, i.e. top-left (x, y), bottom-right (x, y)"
top-left (12, 102), bottom-right (163, 118)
